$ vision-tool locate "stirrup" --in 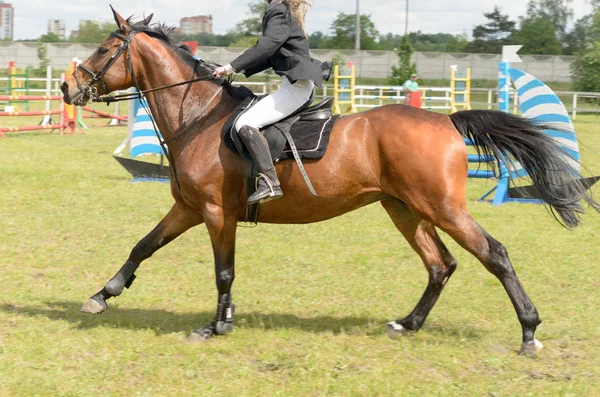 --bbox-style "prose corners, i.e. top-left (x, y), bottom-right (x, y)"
top-left (248, 173), bottom-right (283, 205)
